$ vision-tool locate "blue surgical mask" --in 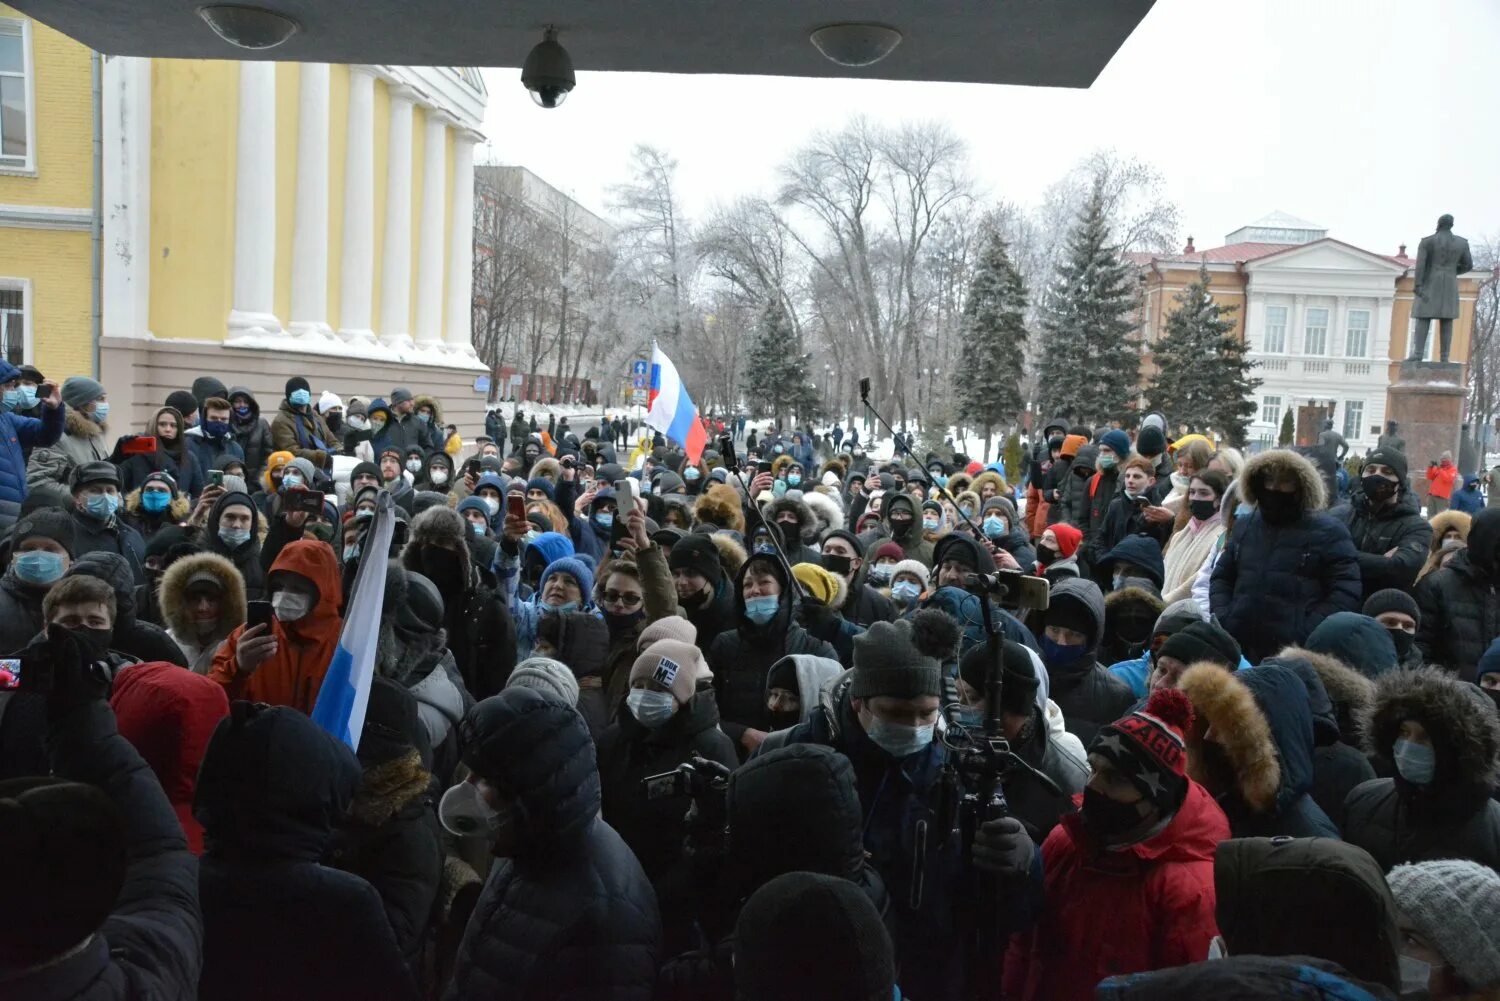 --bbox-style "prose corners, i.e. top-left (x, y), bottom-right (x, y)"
top-left (1042, 636), bottom-right (1089, 669)
top-left (14, 550), bottom-right (66, 585)
top-left (863, 714), bottom-right (934, 758)
top-left (85, 492), bottom-right (120, 518)
top-left (773, 444), bottom-right (784, 454)
top-left (787, 473), bottom-right (802, 487)
top-left (960, 506), bottom-right (974, 519)
top-left (933, 474), bottom-right (948, 488)
top-left (744, 595), bottom-right (780, 625)
top-left (91, 401), bottom-right (110, 422)
top-left (419, 412), bottom-right (432, 423)
top-left (542, 600), bottom-right (579, 615)
top-left (772, 479), bottom-right (788, 498)
top-left (524, 530), bottom-right (541, 544)
top-left (922, 516), bottom-right (940, 532)
top-left (955, 705), bottom-right (984, 728)
top-left (141, 490), bottom-right (171, 513)
top-left (892, 580), bottom-right (921, 603)
top-left (281, 474), bottom-right (303, 490)
top-left (218, 526), bottom-right (251, 549)
top-left (1393, 738), bottom-right (1435, 785)
top-left (627, 689), bottom-right (677, 728)
top-left (470, 521), bottom-right (486, 536)
top-left (289, 389), bottom-right (311, 407)
top-left (983, 515), bottom-right (1006, 539)
top-left (867, 565), bottom-right (892, 585)
top-left (343, 543), bottom-right (361, 562)
top-left (684, 467), bottom-right (700, 481)
top-left (2, 388), bottom-right (24, 410)
top-left (594, 511), bottom-right (614, 529)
